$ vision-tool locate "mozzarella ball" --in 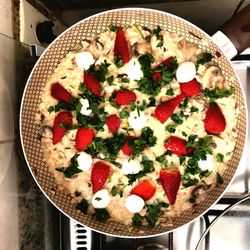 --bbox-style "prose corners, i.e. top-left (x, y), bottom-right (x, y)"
top-left (121, 159), bottom-right (142, 175)
top-left (79, 98), bottom-right (92, 116)
top-left (128, 110), bottom-right (147, 130)
top-left (198, 154), bottom-right (214, 171)
top-left (92, 189), bottom-right (111, 208)
top-left (77, 152), bottom-right (93, 171)
top-left (176, 61), bottom-right (196, 83)
top-left (125, 194), bottom-right (145, 213)
top-left (125, 58), bottom-right (143, 80)
top-left (75, 51), bottom-right (95, 70)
